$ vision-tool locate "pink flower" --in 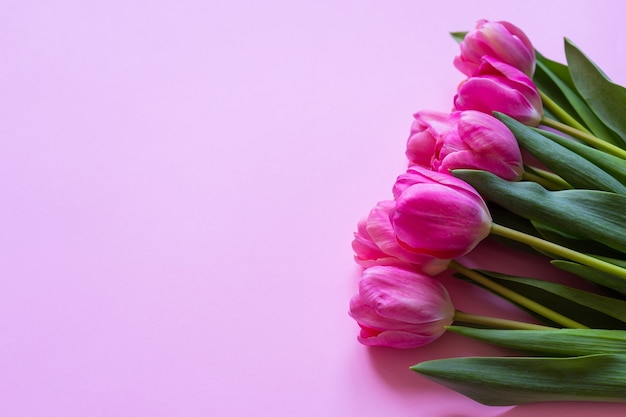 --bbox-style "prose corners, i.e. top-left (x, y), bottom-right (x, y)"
top-left (432, 110), bottom-right (524, 181)
top-left (352, 200), bottom-right (450, 275)
top-left (392, 166), bottom-right (492, 259)
top-left (406, 110), bottom-right (455, 167)
top-left (349, 265), bottom-right (455, 348)
top-left (455, 19), bottom-right (535, 77)
top-left (454, 56), bottom-right (543, 126)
